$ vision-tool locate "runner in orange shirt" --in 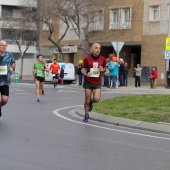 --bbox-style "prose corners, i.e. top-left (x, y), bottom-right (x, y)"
top-left (50, 59), bottom-right (60, 88)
